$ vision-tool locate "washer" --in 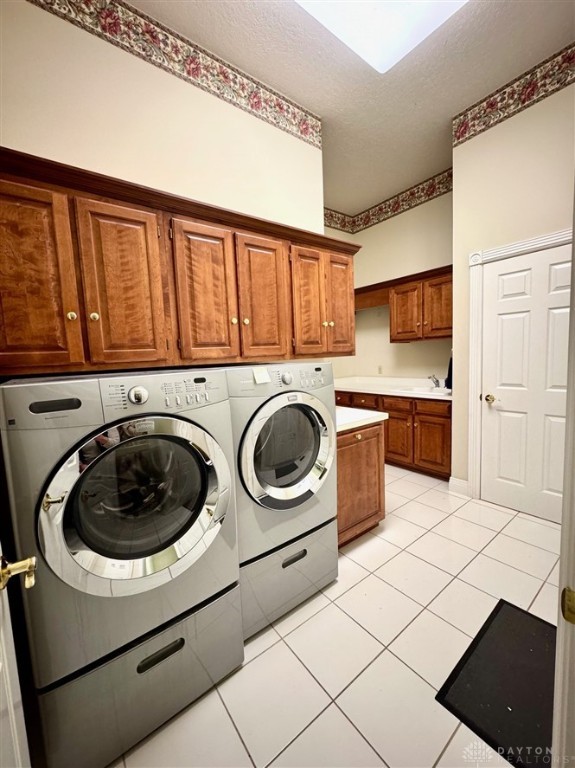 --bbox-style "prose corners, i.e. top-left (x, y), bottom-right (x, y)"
top-left (226, 362), bottom-right (338, 639)
top-left (0, 369), bottom-right (243, 768)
